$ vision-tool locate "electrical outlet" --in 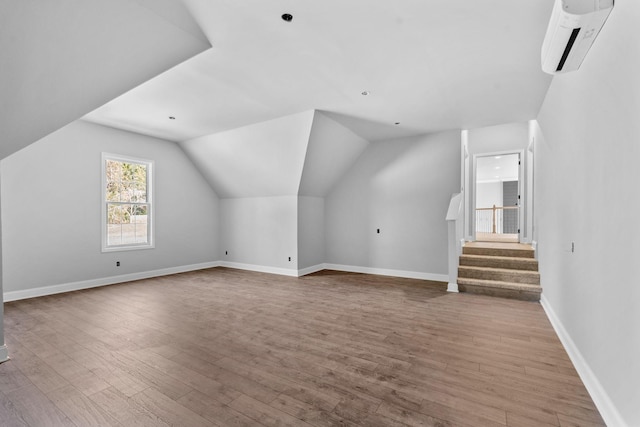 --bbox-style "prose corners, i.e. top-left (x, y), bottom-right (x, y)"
top-left (225, 251), bottom-right (228, 255)
top-left (377, 228), bottom-right (380, 234)
top-left (288, 257), bottom-right (291, 262)
top-left (116, 261), bottom-right (120, 267)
